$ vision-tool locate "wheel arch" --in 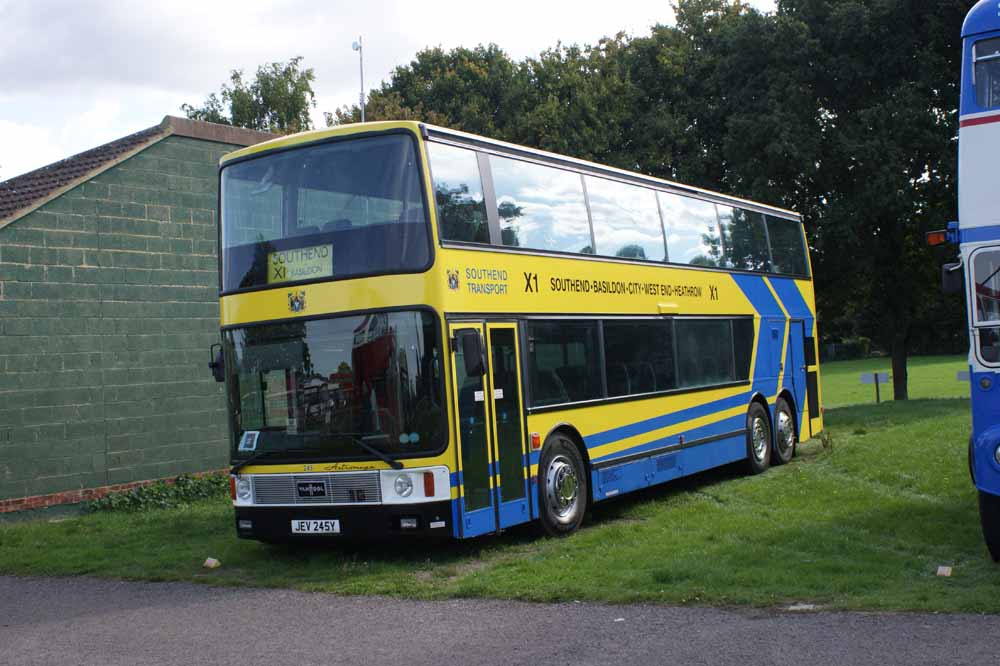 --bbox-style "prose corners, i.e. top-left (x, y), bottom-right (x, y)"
top-left (543, 422), bottom-right (593, 503)
top-left (776, 388), bottom-right (799, 438)
top-left (748, 391), bottom-right (772, 427)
